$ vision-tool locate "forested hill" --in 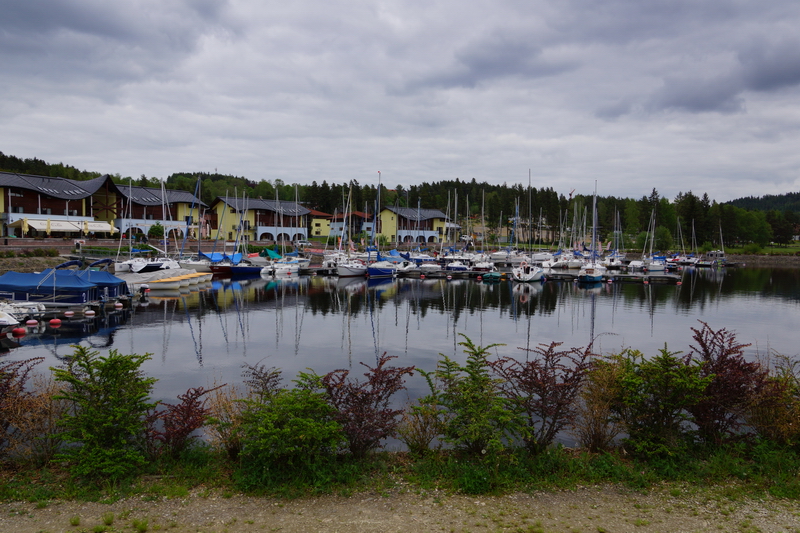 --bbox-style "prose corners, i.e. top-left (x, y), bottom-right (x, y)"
top-left (0, 151), bottom-right (102, 181)
top-left (726, 192), bottom-right (800, 213)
